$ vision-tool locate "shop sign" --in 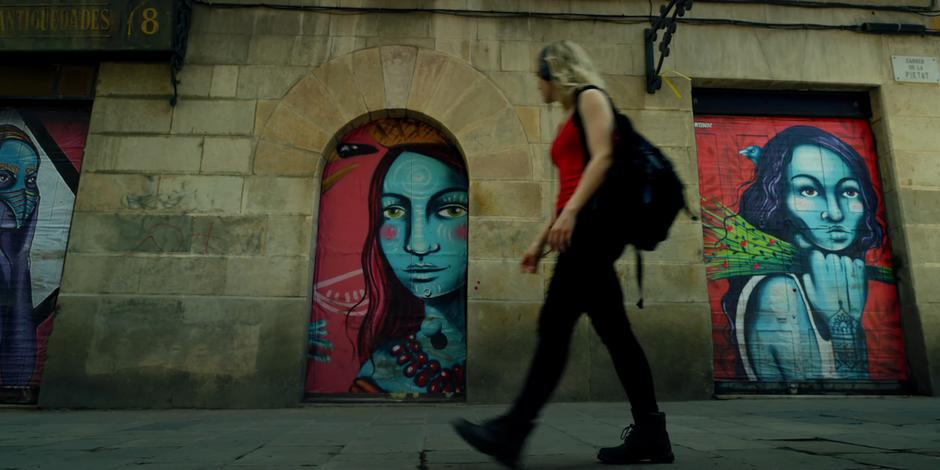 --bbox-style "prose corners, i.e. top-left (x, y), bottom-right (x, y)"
top-left (891, 56), bottom-right (940, 84)
top-left (0, 0), bottom-right (175, 53)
